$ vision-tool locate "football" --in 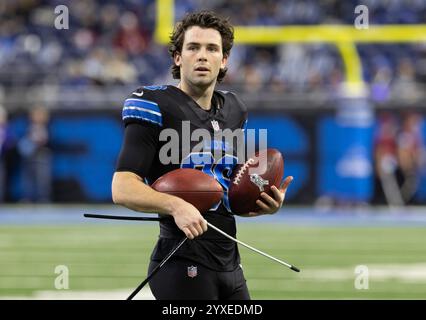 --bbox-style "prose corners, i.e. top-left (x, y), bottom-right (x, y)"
top-left (151, 168), bottom-right (223, 213)
top-left (229, 148), bottom-right (284, 215)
